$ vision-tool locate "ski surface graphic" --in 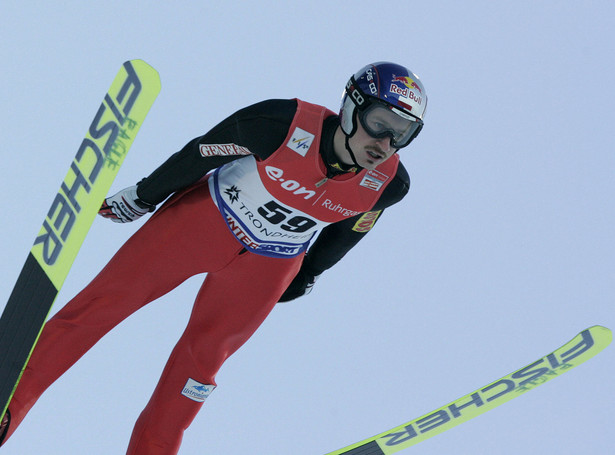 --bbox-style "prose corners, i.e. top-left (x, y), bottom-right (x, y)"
top-left (325, 325), bottom-right (611, 454)
top-left (0, 60), bottom-right (161, 420)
